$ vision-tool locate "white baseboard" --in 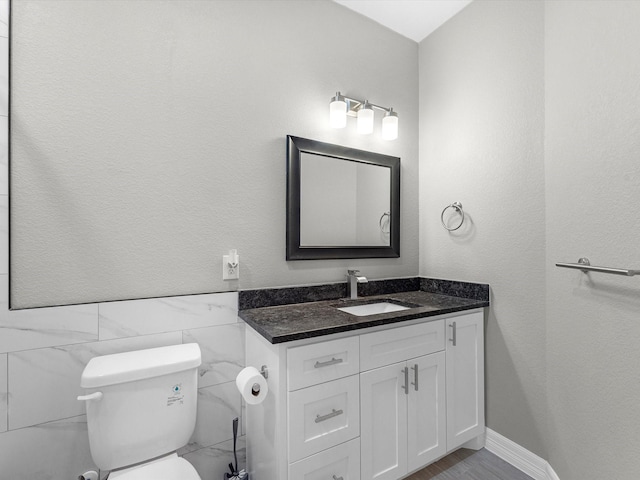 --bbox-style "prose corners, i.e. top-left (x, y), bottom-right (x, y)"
top-left (484, 428), bottom-right (559, 480)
